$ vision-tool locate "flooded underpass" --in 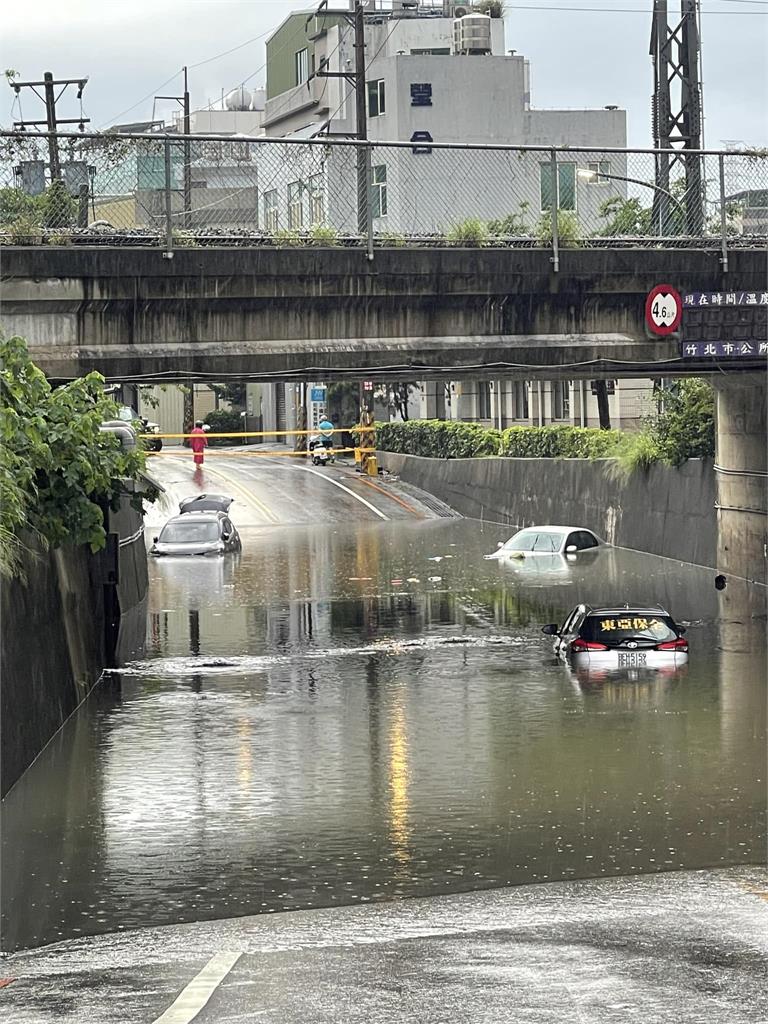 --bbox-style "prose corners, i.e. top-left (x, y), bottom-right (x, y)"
top-left (2, 488), bottom-right (766, 954)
